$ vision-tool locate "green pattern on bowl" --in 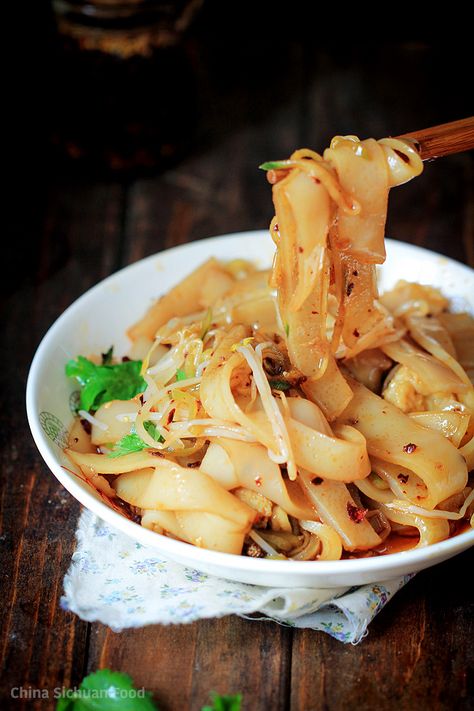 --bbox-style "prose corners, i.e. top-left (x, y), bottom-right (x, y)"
top-left (39, 411), bottom-right (69, 449)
